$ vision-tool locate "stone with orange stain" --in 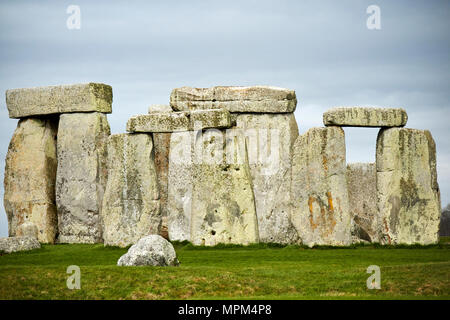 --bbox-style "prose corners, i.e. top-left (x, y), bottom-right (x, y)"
top-left (376, 128), bottom-right (440, 244)
top-left (4, 117), bottom-right (58, 243)
top-left (291, 126), bottom-right (351, 246)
